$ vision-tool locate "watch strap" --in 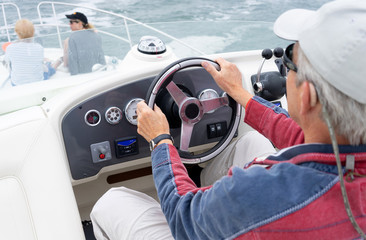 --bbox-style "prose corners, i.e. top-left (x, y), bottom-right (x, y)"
top-left (149, 134), bottom-right (174, 151)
